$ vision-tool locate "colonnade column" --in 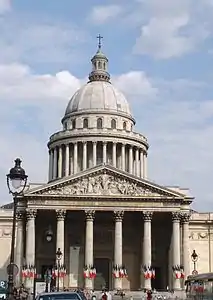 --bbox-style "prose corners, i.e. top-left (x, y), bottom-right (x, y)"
top-left (48, 150), bottom-right (53, 181)
top-left (58, 146), bottom-right (62, 178)
top-left (182, 213), bottom-right (191, 279)
top-left (121, 144), bottom-right (125, 171)
top-left (84, 210), bottom-right (95, 289)
top-left (73, 142), bottom-right (78, 174)
top-left (172, 212), bottom-right (181, 290)
top-left (53, 148), bottom-right (57, 179)
top-left (56, 210), bottom-right (66, 264)
top-left (25, 209), bottom-right (37, 290)
top-left (140, 150), bottom-right (144, 178)
top-left (15, 211), bottom-right (24, 286)
top-left (135, 148), bottom-right (139, 176)
top-left (65, 144), bottom-right (69, 176)
top-left (113, 210), bottom-right (124, 290)
top-left (142, 211), bottom-right (153, 290)
top-left (93, 142), bottom-right (97, 167)
top-left (103, 142), bottom-right (107, 164)
top-left (56, 210), bottom-right (66, 289)
top-left (143, 153), bottom-right (147, 179)
top-left (83, 142), bottom-right (87, 170)
top-left (129, 146), bottom-right (133, 174)
top-left (112, 142), bottom-right (117, 167)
